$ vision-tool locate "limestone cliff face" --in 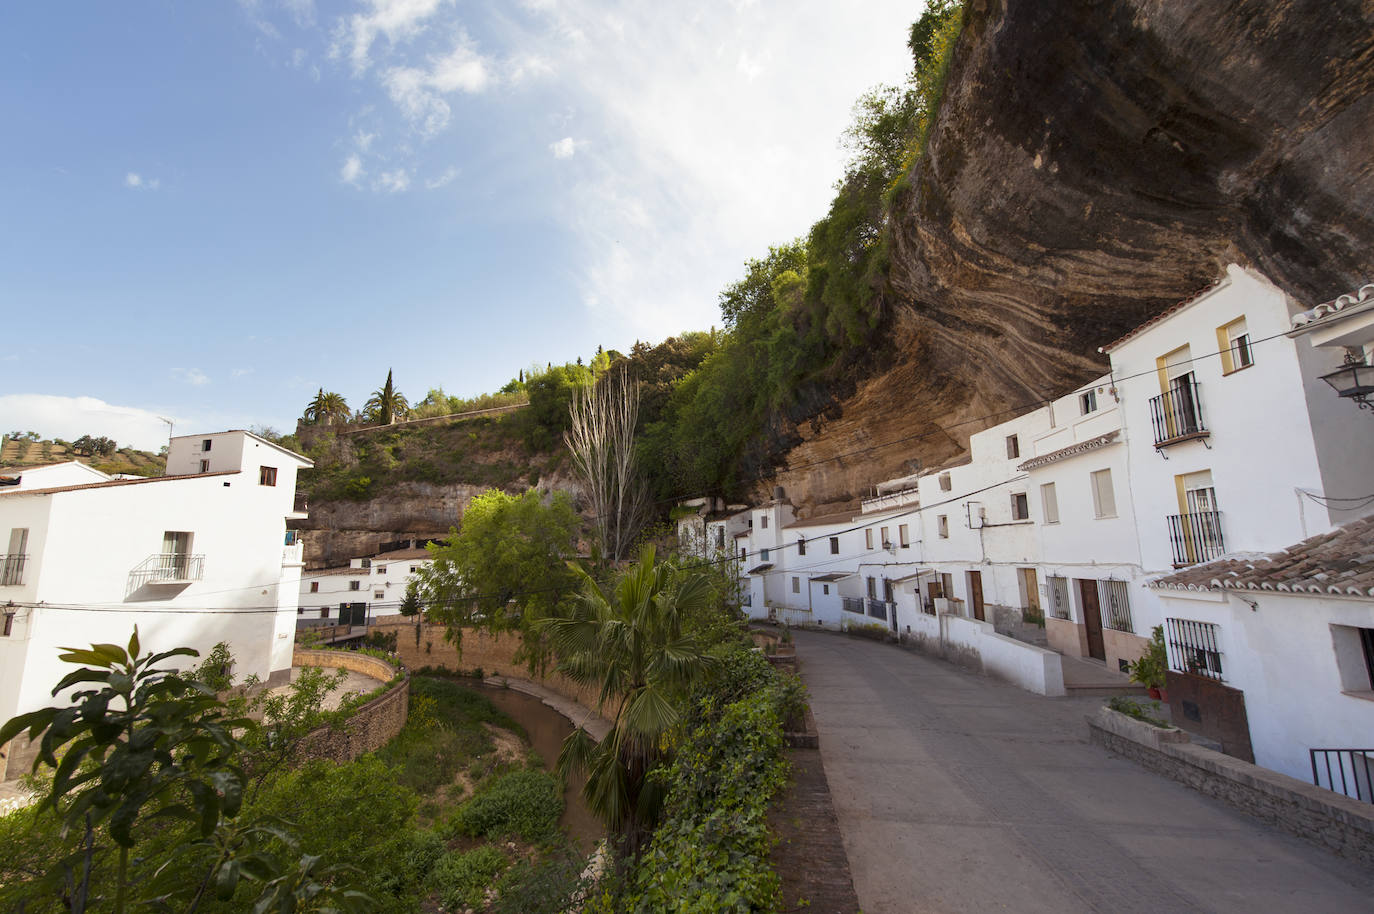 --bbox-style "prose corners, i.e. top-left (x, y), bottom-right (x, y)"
top-left (772, 0), bottom-right (1374, 514)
